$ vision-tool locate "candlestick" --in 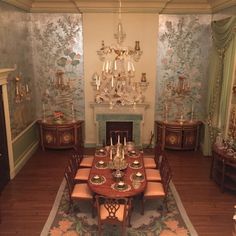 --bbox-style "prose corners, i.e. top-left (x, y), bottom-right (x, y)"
top-left (42, 104), bottom-right (46, 122)
top-left (117, 135), bottom-right (120, 145)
